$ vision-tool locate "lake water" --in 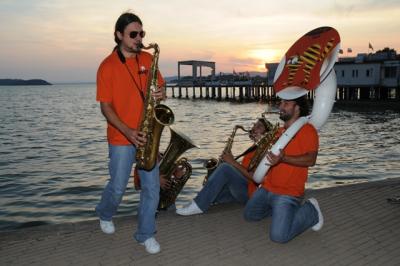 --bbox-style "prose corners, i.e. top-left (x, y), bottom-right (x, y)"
top-left (0, 84), bottom-right (399, 231)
